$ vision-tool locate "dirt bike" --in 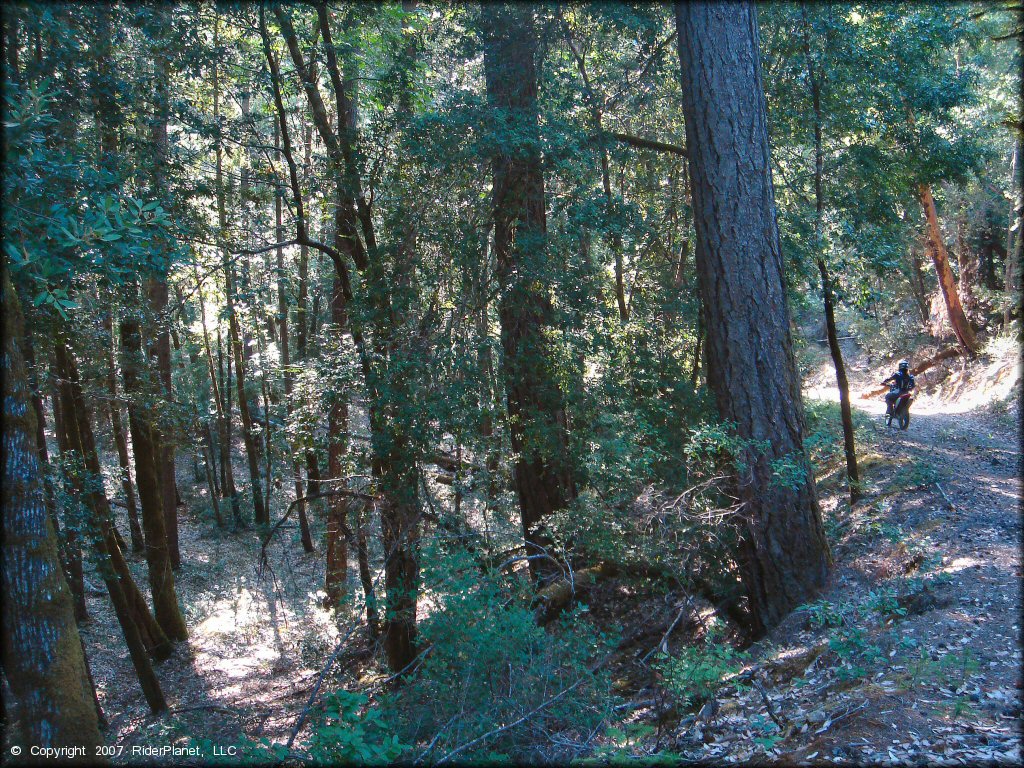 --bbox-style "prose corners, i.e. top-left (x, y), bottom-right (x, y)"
top-left (885, 385), bottom-right (913, 430)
